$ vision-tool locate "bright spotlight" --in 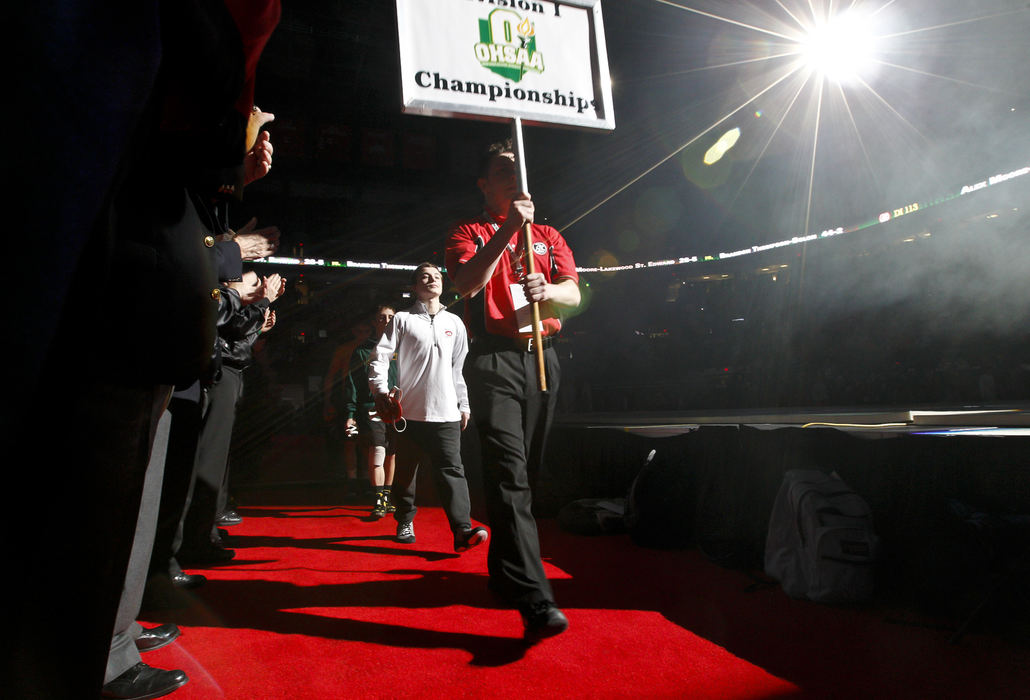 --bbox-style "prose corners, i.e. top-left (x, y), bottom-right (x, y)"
top-left (800, 11), bottom-right (877, 82)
